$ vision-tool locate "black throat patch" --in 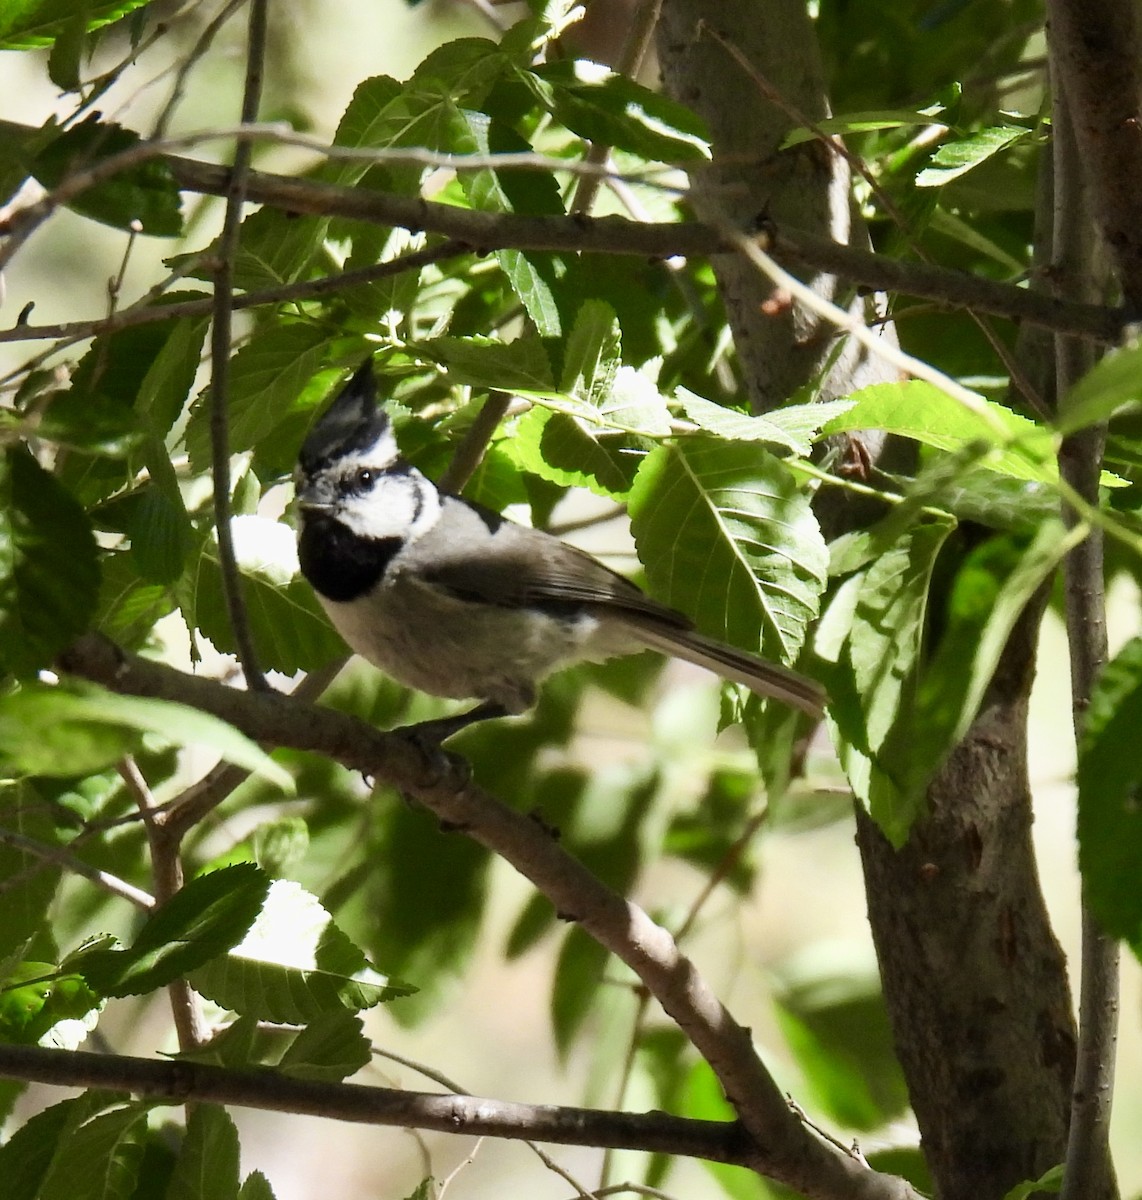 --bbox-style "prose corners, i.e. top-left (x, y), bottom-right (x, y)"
top-left (298, 514), bottom-right (401, 602)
